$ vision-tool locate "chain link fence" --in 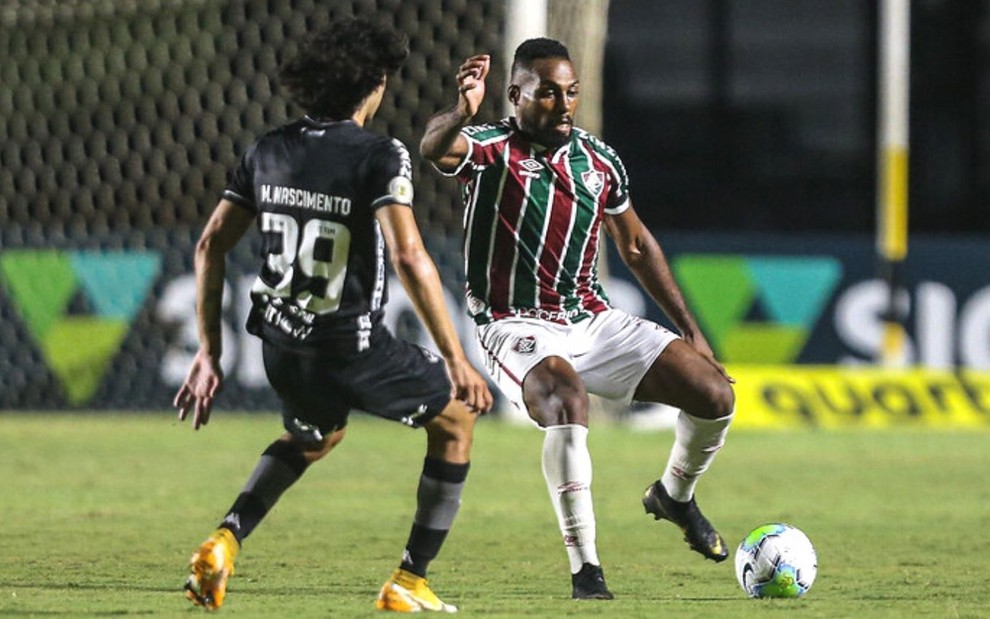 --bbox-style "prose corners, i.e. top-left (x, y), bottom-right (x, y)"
top-left (0, 0), bottom-right (508, 408)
